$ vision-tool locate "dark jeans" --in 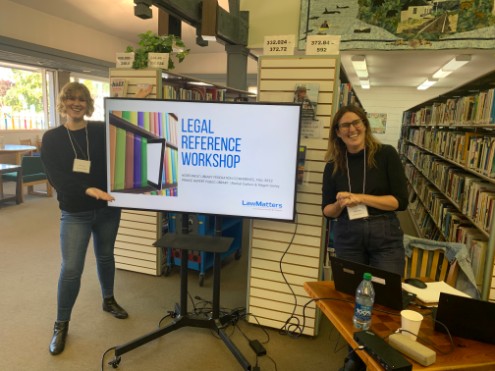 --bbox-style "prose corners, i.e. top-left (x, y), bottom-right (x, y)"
top-left (333, 213), bottom-right (405, 276)
top-left (57, 207), bottom-right (121, 321)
